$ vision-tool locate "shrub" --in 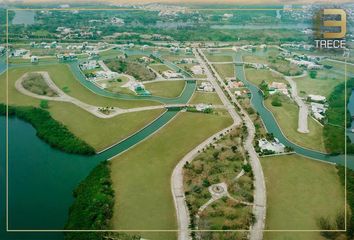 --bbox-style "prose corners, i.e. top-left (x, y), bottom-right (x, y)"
top-left (309, 70), bottom-right (317, 79)
top-left (271, 96), bottom-right (282, 107)
top-left (40, 100), bottom-right (49, 109)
